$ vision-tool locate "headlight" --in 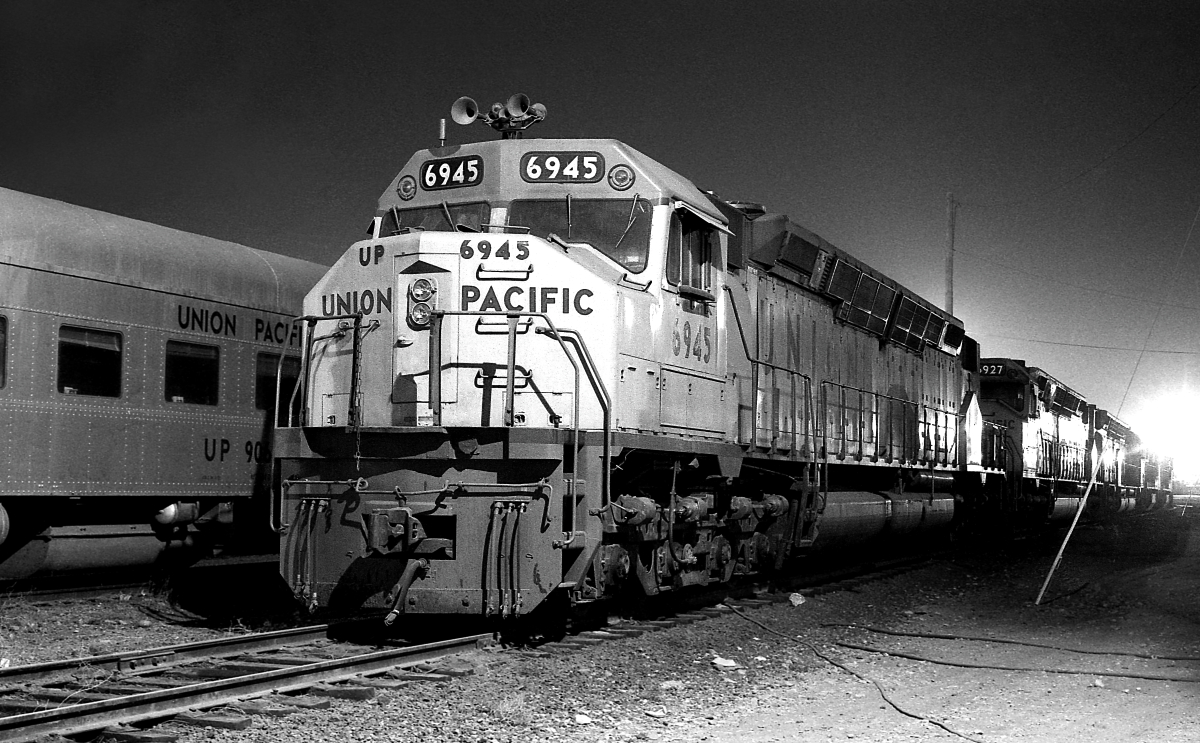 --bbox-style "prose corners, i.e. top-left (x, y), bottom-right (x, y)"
top-left (410, 278), bottom-right (435, 302)
top-left (410, 301), bottom-right (433, 327)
